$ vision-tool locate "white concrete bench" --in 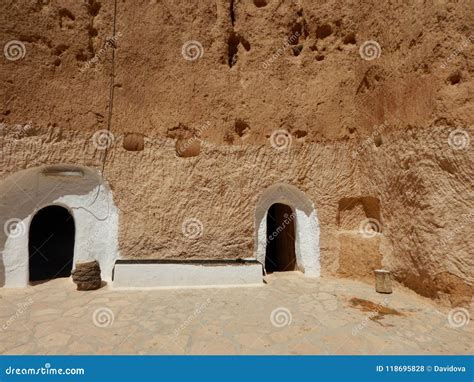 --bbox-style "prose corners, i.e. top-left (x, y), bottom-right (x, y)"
top-left (112, 259), bottom-right (263, 289)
